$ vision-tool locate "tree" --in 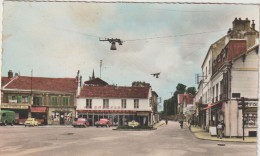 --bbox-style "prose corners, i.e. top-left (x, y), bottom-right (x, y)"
top-left (186, 87), bottom-right (197, 95)
top-left (176, 83), bottom-right (186, 93)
